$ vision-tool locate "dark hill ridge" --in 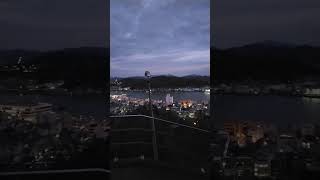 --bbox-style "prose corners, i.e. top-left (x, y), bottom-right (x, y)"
top-left (118, 75), bottom-right (210, 89)
top-left (212, 42), bottom-right (320, 82)
top-left (0, 47), bottom-right (109, 88)
top-left (0, 50), bottom-right (42, 65)
top-left (33, 47), bottom-right (108, 88)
